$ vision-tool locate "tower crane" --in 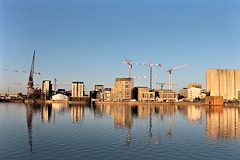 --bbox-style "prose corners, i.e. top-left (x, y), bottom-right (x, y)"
top-left (3, 69), bottom-right (40, 75)
top-left (120, 57), bottom-right (137, 78)
top-left (166, 64), bottom-right (188, 90)
top-left (140, 61), bottom-right (162, 90)
top-left (156, 83), bottom-right (165, 90)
